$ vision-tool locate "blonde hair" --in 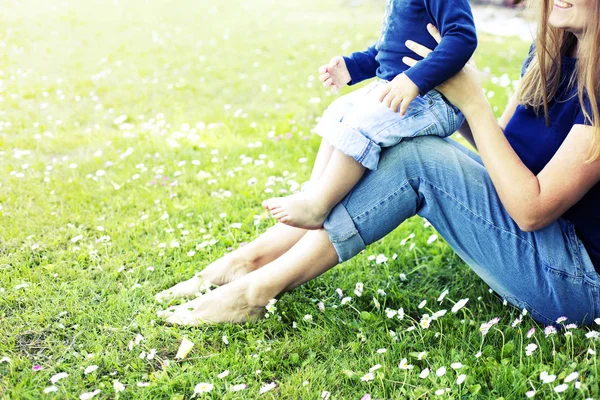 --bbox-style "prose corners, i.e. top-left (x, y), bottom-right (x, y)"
top-left (518, 0), bottom-right (600, 162)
